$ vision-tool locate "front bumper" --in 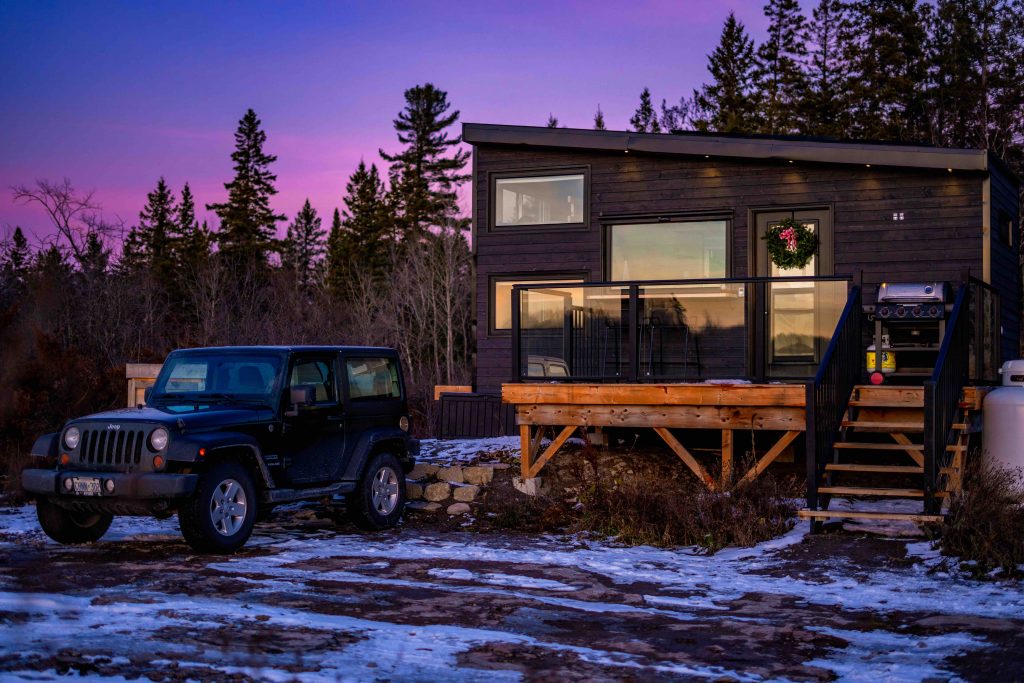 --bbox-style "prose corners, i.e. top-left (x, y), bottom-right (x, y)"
top-left (21, 468), bottom-right (199, 500)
